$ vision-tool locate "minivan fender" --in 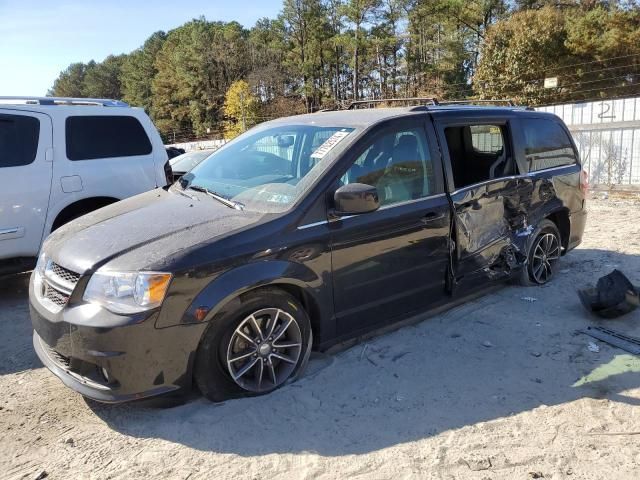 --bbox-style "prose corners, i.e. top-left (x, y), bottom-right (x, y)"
top-left (163, 260), bottom-right (326, 330)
